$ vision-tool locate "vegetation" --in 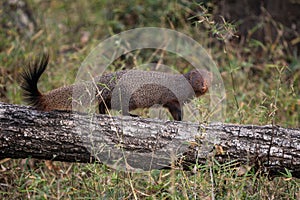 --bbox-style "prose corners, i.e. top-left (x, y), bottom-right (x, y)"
top-left (0, 0), bottom-right (299, 199)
